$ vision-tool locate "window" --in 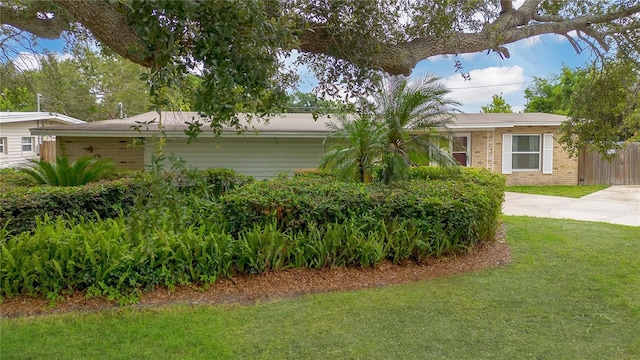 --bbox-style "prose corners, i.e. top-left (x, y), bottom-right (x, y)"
top-left (502, 133), bottom-right (553, 175)
top-left (21, 137), bottom-right (34, 152)
top-left (0, 137), bottom-right (6, 154)
top-left (512, 135), bottom-right (540, 170)
top-left (452, 134), bottom-right (470, 166)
